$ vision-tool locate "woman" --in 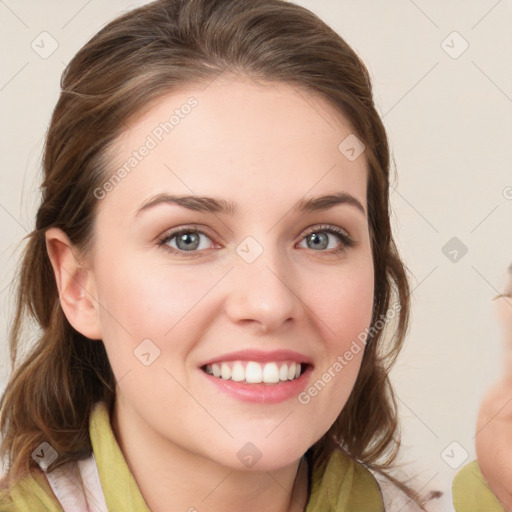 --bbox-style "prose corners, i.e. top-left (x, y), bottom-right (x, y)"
top-left (0, 0), bottom-right (429, 510)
